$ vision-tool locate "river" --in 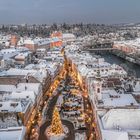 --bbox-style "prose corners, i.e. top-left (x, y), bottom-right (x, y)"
top-left (92, 53), bottom-right (140, 78)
